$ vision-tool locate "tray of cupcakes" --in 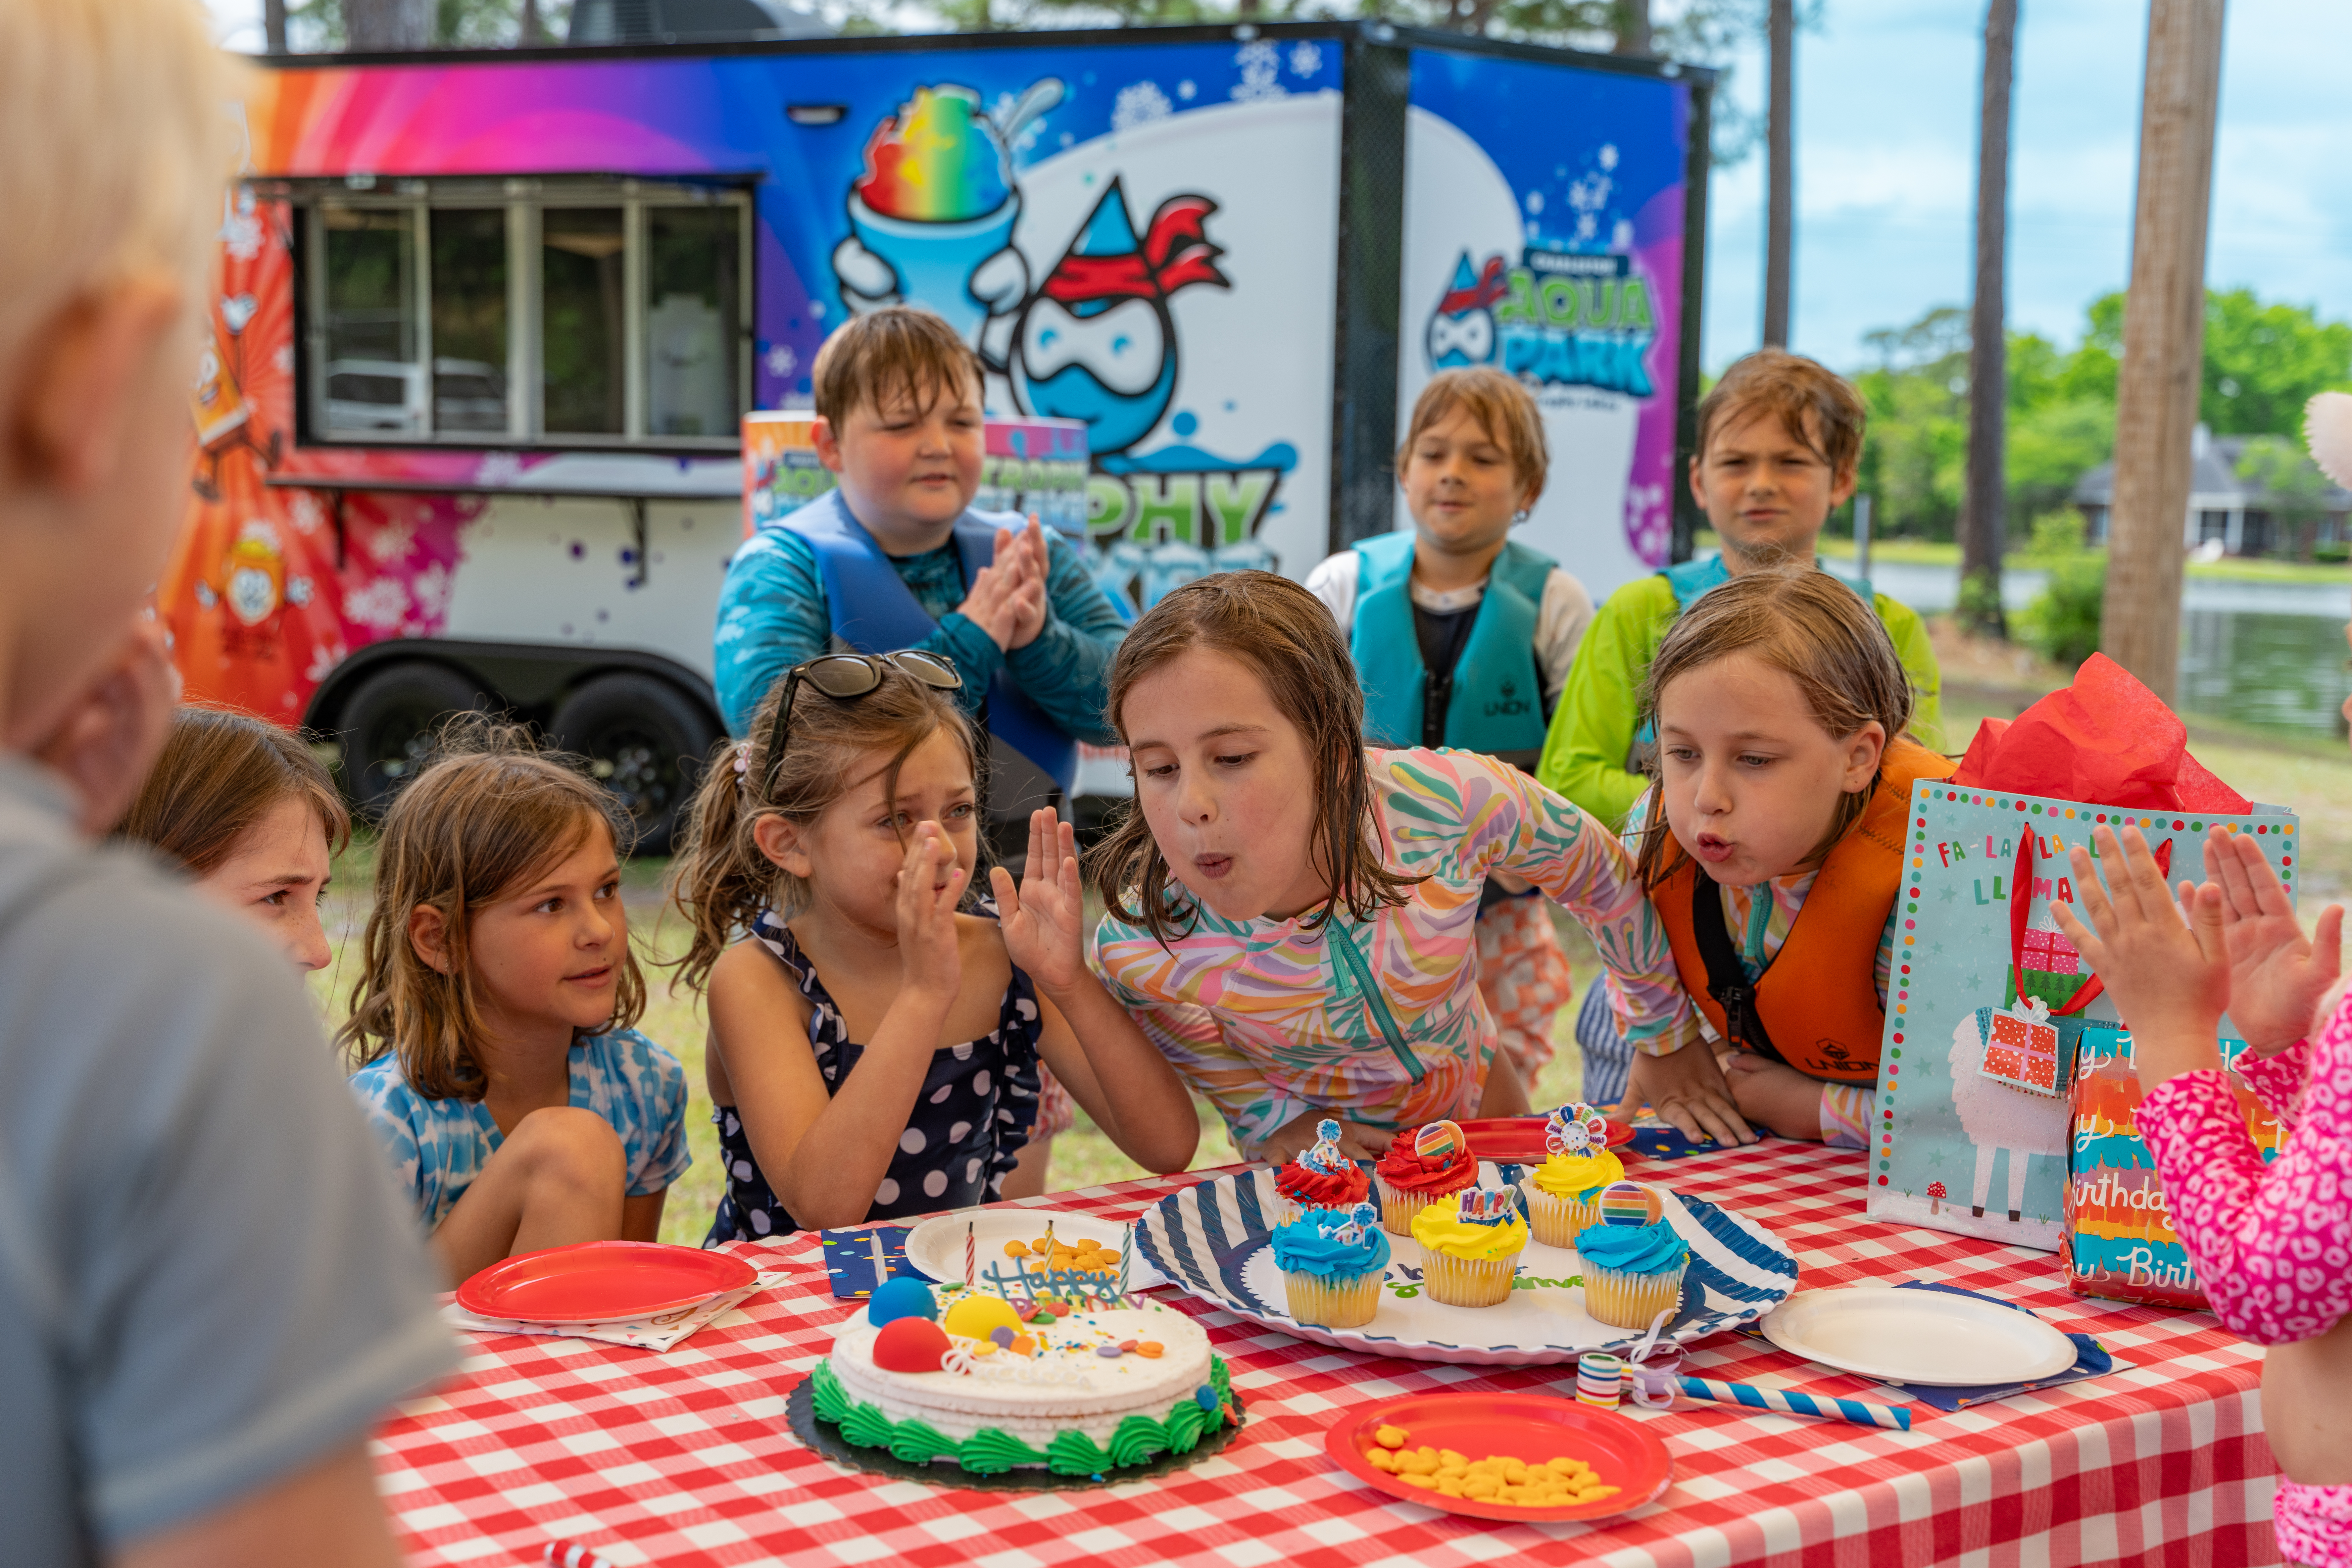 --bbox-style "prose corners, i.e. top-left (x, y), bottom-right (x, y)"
top-left (1132, 1110), bottom-right (1800, 1367)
